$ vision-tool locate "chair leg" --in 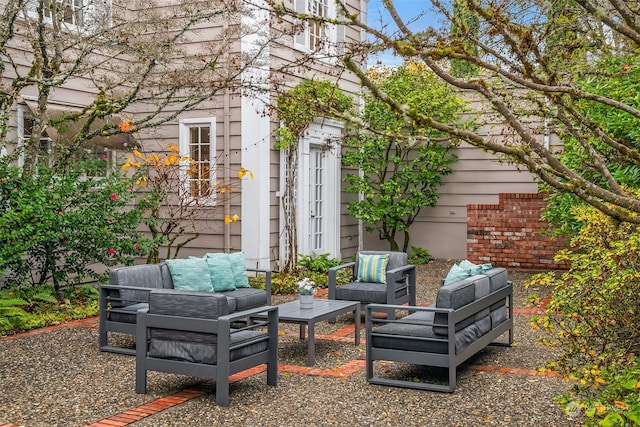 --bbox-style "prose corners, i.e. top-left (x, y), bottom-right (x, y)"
top-left (216, 374), bottom-right (230, 406)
